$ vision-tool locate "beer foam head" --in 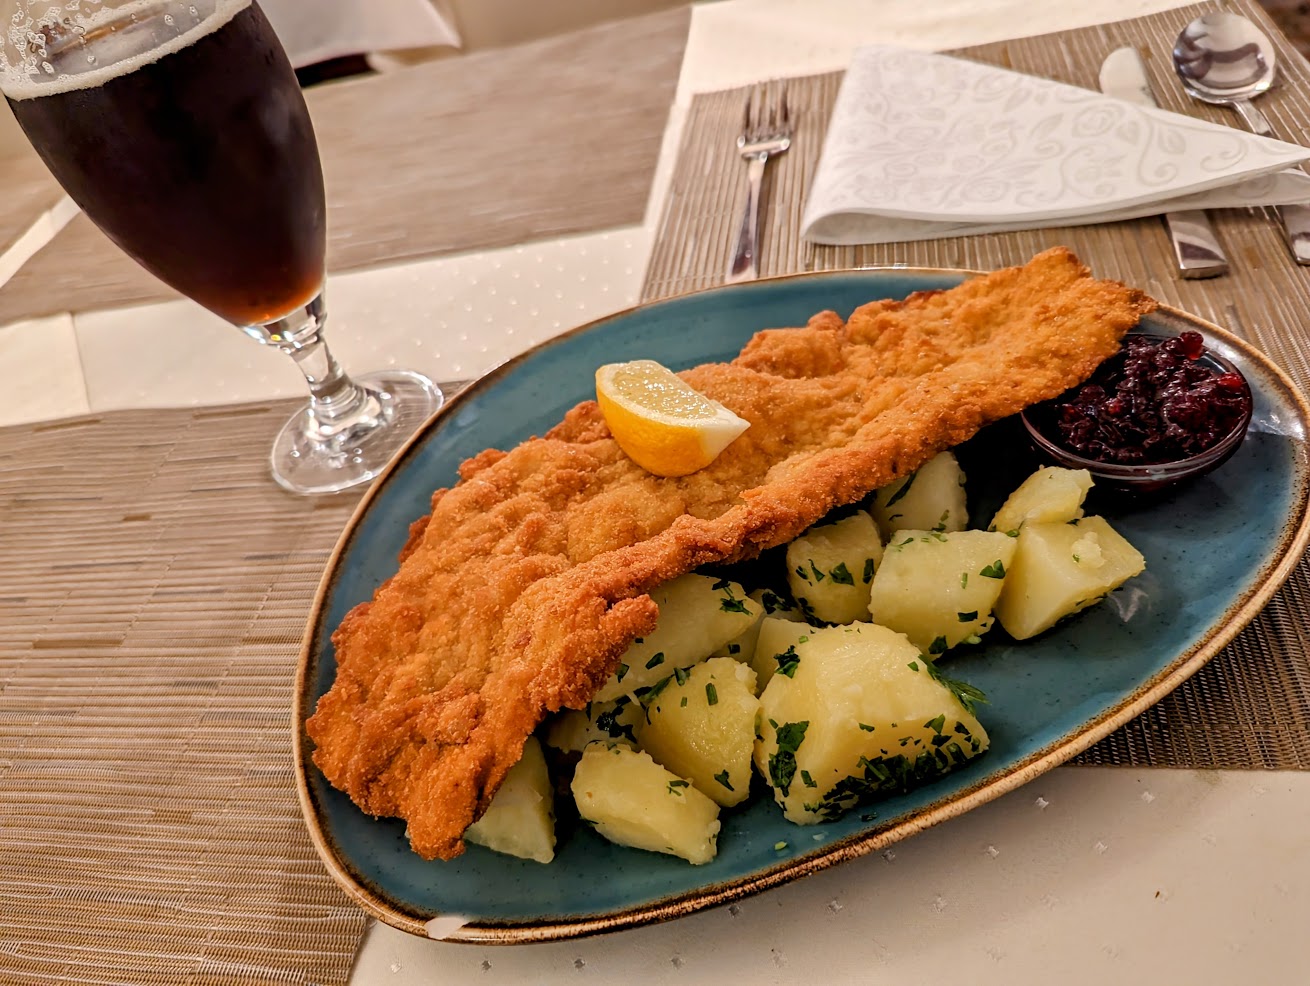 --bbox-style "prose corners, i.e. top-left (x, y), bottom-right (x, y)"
top-left (2, 0), bottom-right (251, 99)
